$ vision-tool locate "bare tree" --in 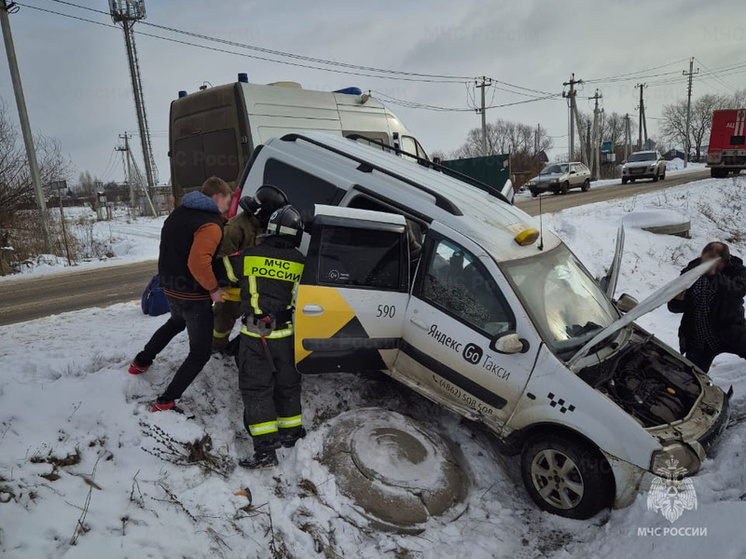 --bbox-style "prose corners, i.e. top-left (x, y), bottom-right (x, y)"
top-left (660, 93), bottom-right (730, 161)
